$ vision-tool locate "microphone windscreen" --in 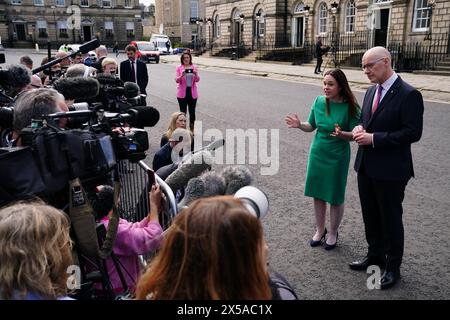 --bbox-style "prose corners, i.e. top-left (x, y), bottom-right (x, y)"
top-left (221, 165), bottom-right (253, 195)
top-left (129, 106), bottom-right (160, 127)
top-left (177, 177), bottom-right (205, 209)
top-left (79, 38), bottom-right (100, 54)
top-left (53, 77), bottom-right (100, 100)
top-left (200, 170), bottom-right (226, 197)
top-left (165, 150), bottom-right (212, 192)
top-left (96, 73), bottom-right (123, 86)
top-left (124, 81), bottom-right (140, 98)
